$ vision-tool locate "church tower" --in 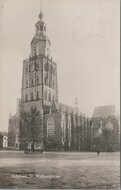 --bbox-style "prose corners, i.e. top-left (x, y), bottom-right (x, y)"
top-left (21, 10), bottom-right (58, 113)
